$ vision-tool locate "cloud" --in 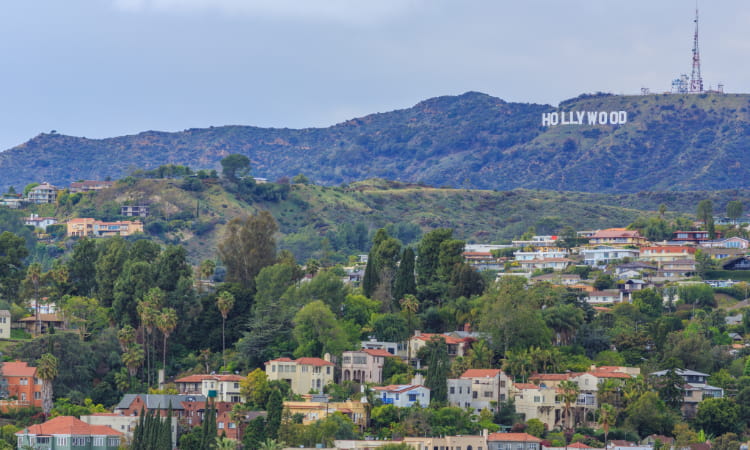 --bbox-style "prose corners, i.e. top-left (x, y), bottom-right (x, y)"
top-left (110, 0), bottom-right (424, 24)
